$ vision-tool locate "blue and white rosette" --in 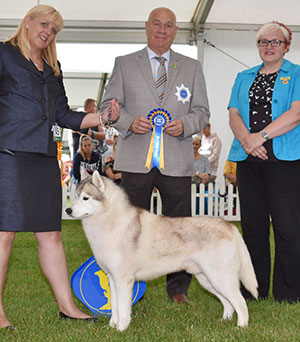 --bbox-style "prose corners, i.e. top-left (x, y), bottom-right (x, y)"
top-left (145, 108), bottom-right (172, 169)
